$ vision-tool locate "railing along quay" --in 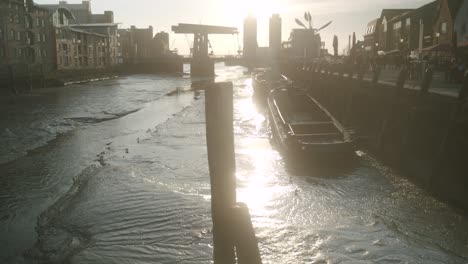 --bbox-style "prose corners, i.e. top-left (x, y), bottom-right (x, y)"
top-left (280, 60), bottom-right (468, 211)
